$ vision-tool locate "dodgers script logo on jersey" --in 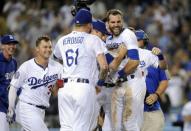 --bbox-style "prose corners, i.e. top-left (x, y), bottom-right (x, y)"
top-left (106, 36), bottom-right (124, 49)
top-left (28, 74), bottom-right (58, 89)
